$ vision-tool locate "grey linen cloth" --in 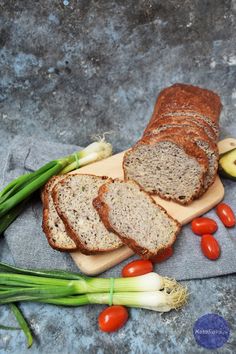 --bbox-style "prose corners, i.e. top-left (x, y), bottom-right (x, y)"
top-left (1, 135), bottom-right (236, 280)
